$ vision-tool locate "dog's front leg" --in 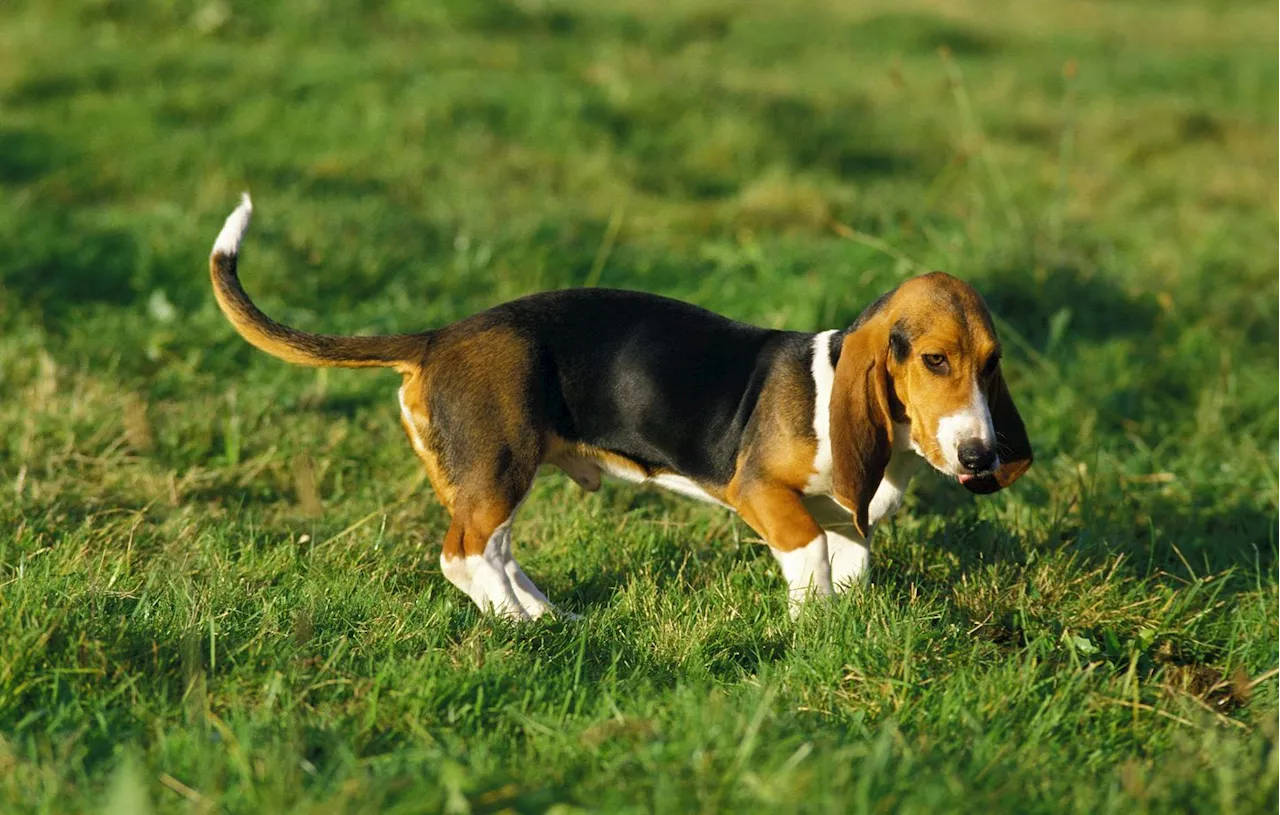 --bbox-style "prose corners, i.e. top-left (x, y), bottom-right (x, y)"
top-left (803, 495), bottom-right (872, 593)
top-left (734, 484), bottom-right (833, 618)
